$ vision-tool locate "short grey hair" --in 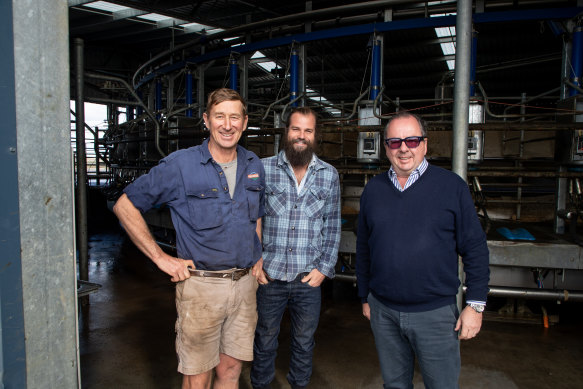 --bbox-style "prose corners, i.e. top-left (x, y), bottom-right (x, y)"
top-left (384, 111), bottom-right (427, 138)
